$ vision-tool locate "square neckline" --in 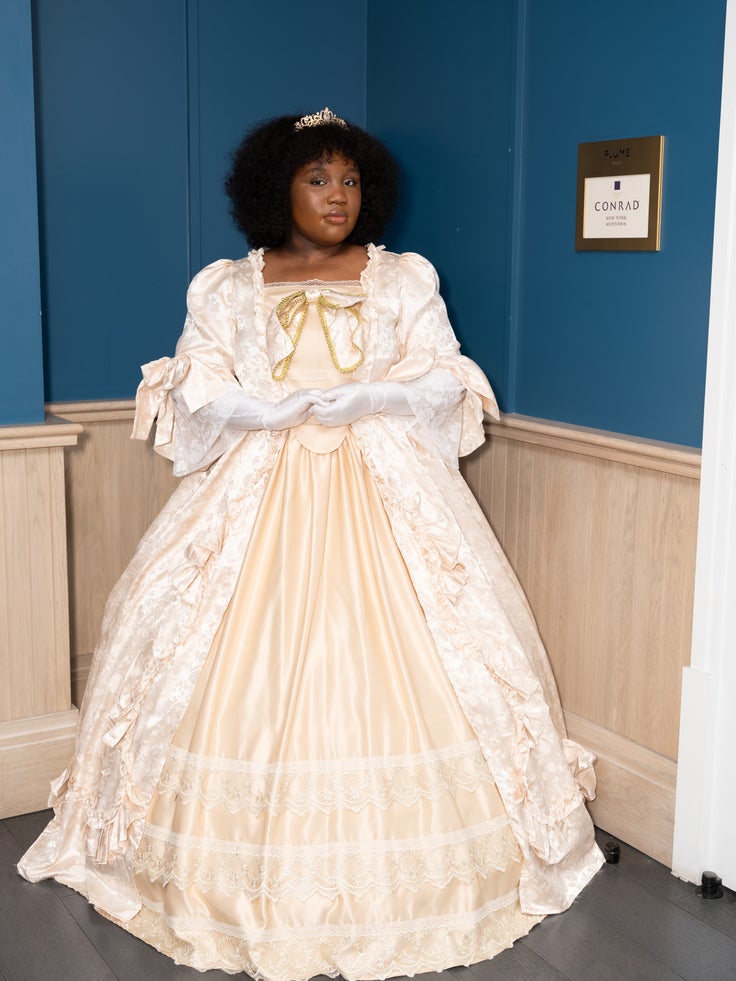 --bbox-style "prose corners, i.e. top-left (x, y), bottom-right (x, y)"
top-left (258, 243), bottom-right (378, 289)
top-left (263, 278), bottom-right (362, 290)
